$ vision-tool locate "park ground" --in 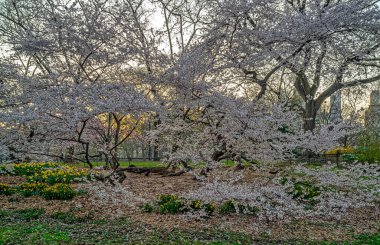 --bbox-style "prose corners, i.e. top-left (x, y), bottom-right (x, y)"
top-left (0, 161), bottom-right (379, 244)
